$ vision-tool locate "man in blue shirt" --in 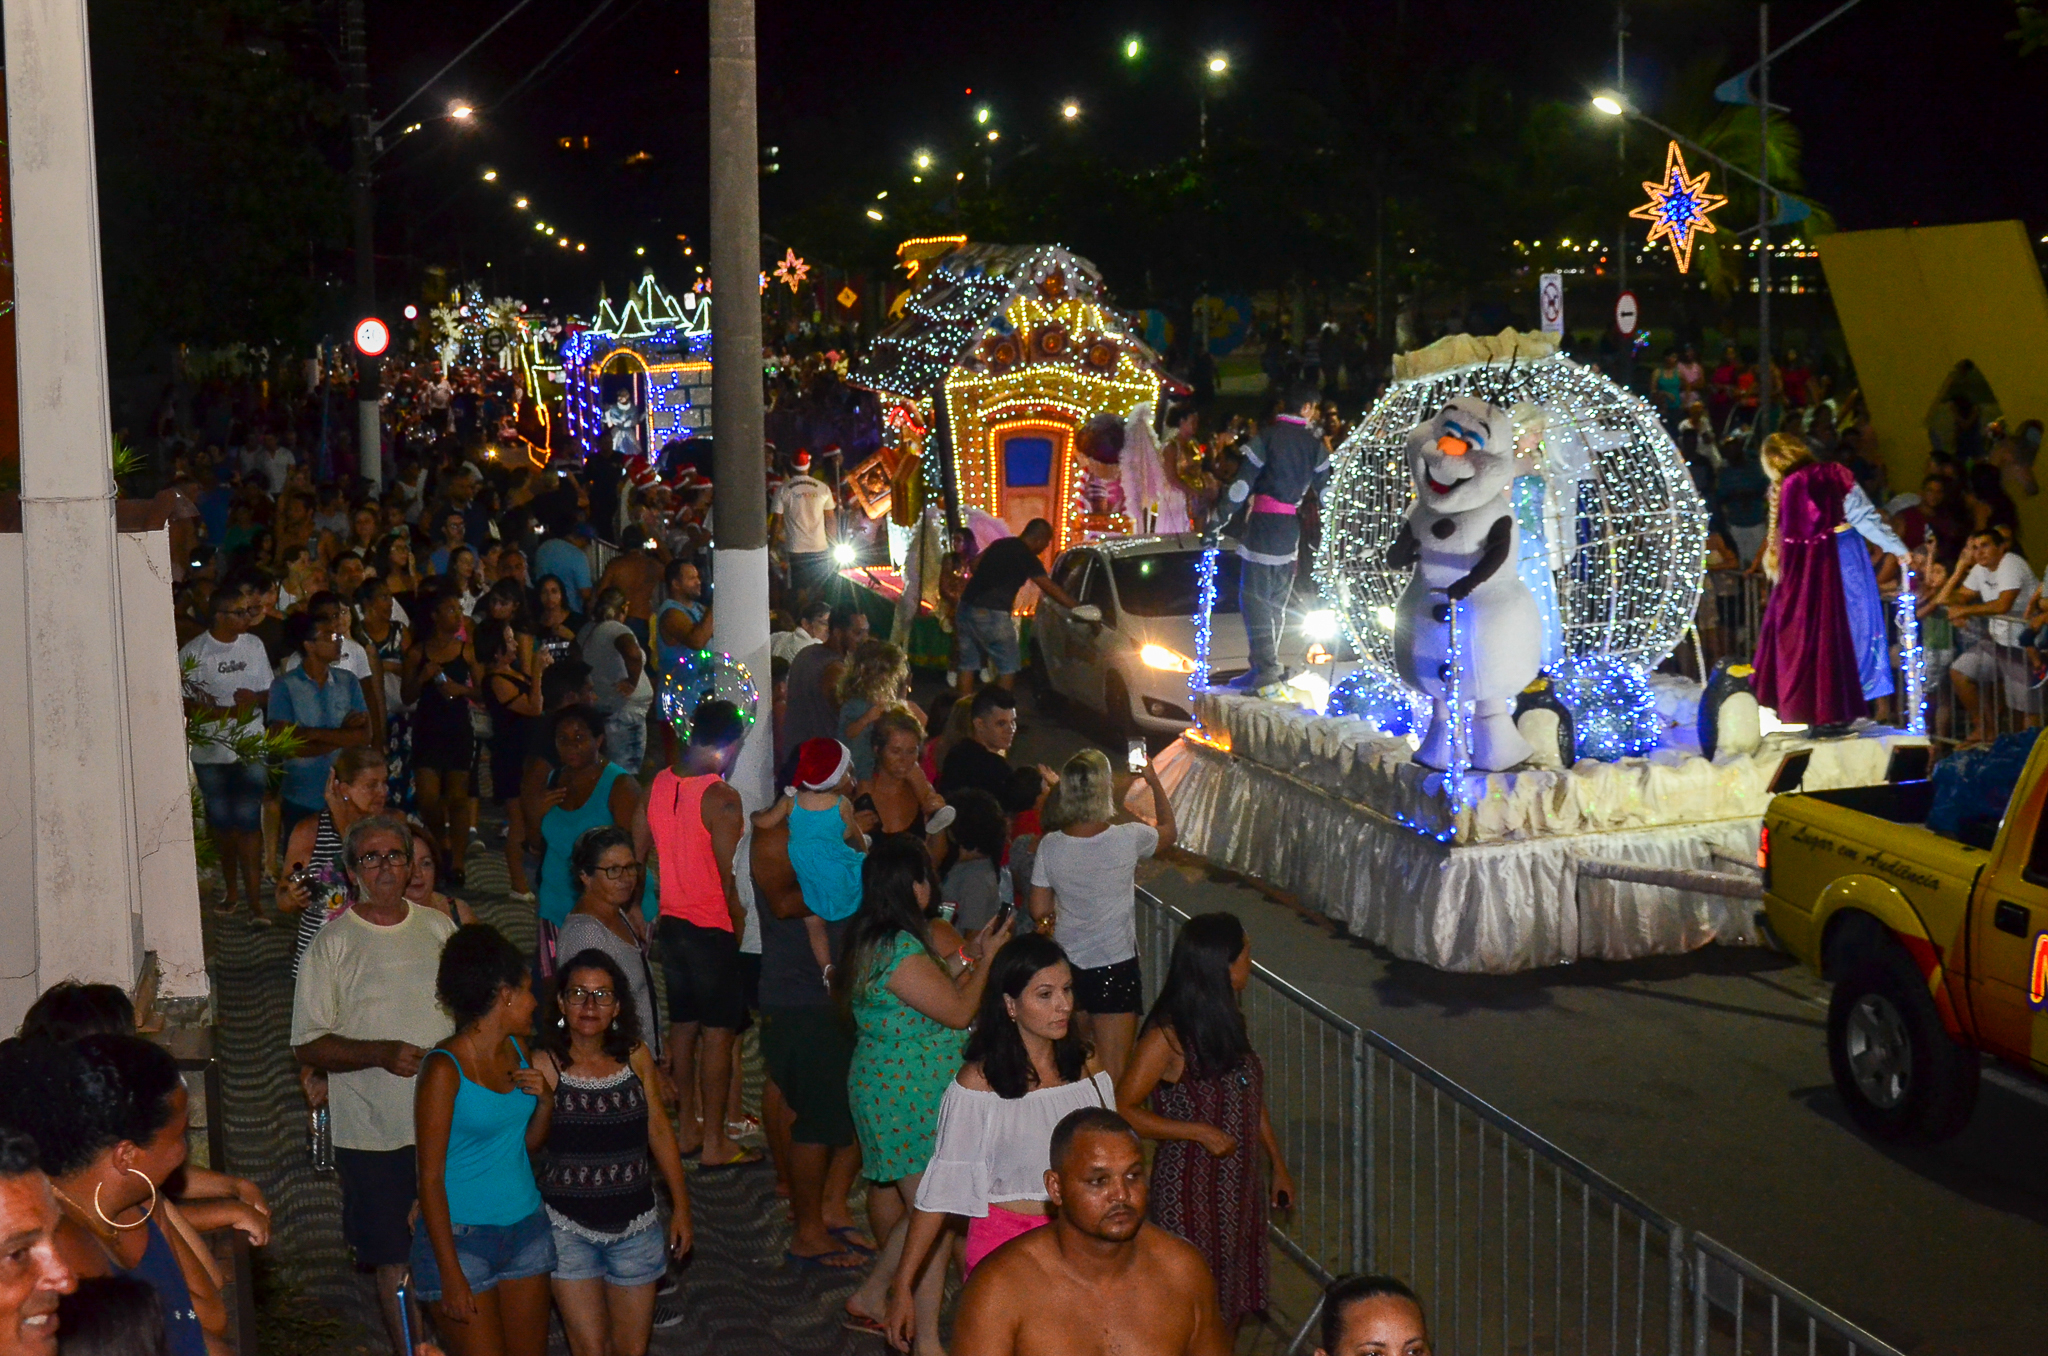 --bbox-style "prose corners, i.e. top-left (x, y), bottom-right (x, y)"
top-left (535, 522), bottom-right (597, 611)
top-left (267, 610), bottom-right (370, 834)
